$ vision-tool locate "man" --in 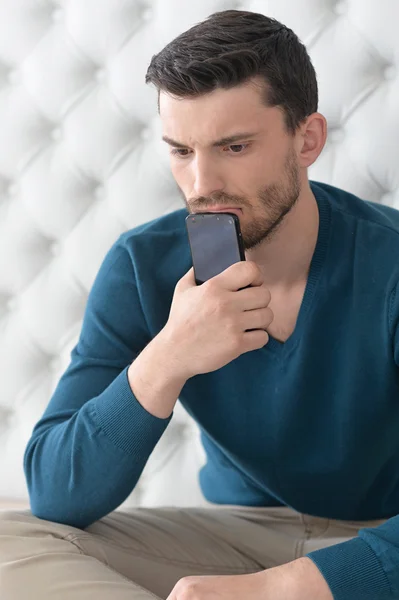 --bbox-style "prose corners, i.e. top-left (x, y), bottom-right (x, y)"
top-left (1, 8), bottom-right (398, 600)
